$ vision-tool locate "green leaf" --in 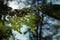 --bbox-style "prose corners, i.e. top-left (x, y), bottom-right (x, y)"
top-left (7, 8), bottom-right (41, 33)
top-left (8, 15), bottom-right (22, 34)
